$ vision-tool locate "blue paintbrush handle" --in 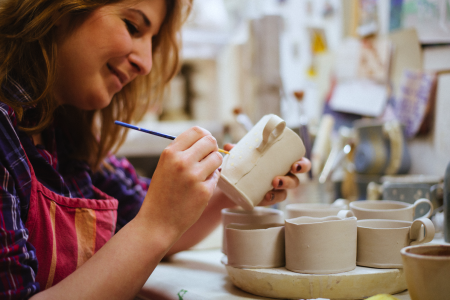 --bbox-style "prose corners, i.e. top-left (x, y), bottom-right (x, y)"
top-left (114, 121), bottom-right (176, 140)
